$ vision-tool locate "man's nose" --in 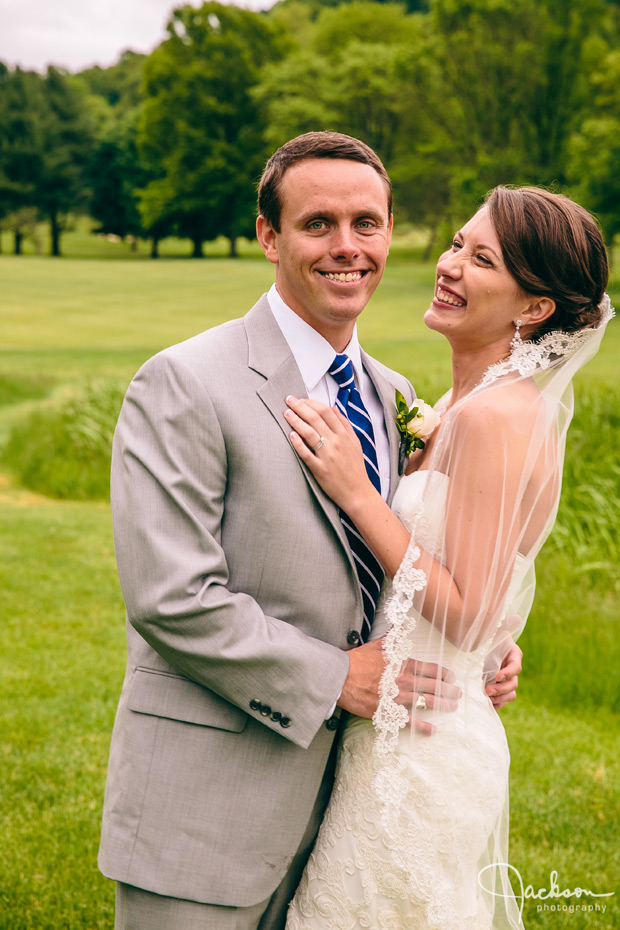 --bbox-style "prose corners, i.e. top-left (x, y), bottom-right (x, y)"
top-left (329, 226), bottom-right (360, 261)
